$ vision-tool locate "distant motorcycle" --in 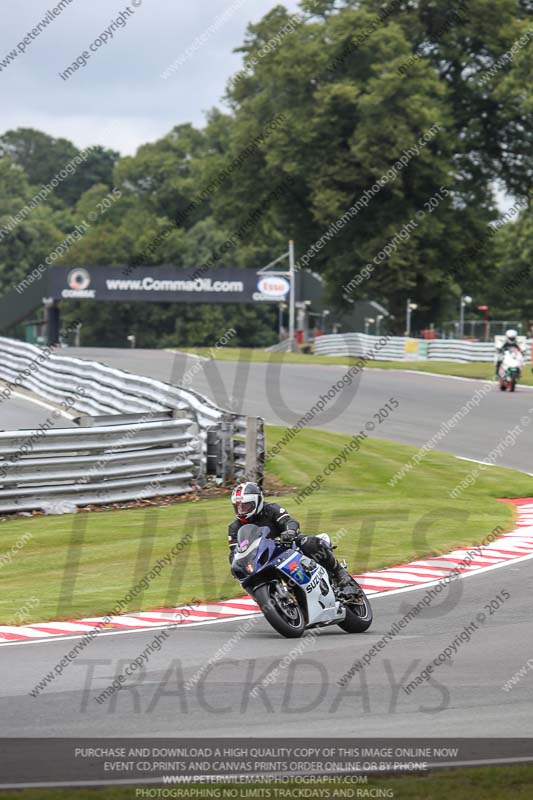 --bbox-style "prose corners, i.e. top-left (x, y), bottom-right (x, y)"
top-left (498, 349), bottom-right (524, 392)
top-left (231, 524), bottom-right (373, 638)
